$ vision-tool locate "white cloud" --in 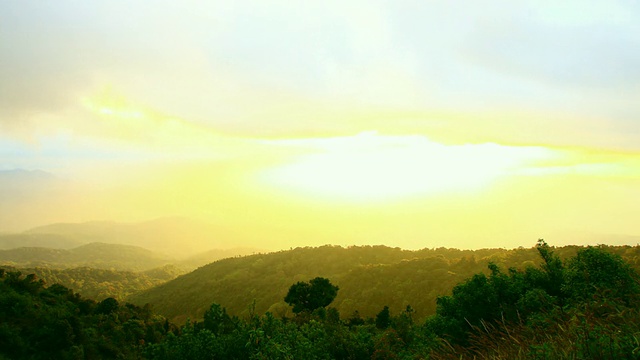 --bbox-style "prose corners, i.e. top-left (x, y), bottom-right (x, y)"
top-left (1, 0), bottom-right (638, 149)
